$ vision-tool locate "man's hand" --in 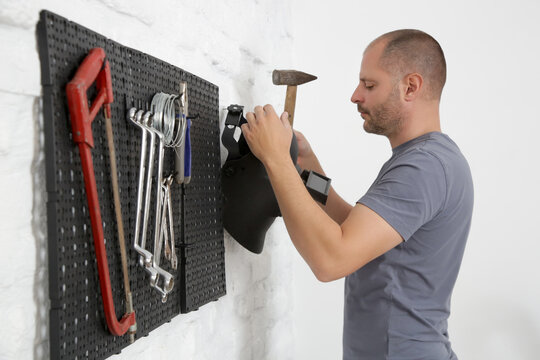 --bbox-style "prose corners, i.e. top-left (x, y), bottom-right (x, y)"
top-left (241, 104), bottom-right (293, 167)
